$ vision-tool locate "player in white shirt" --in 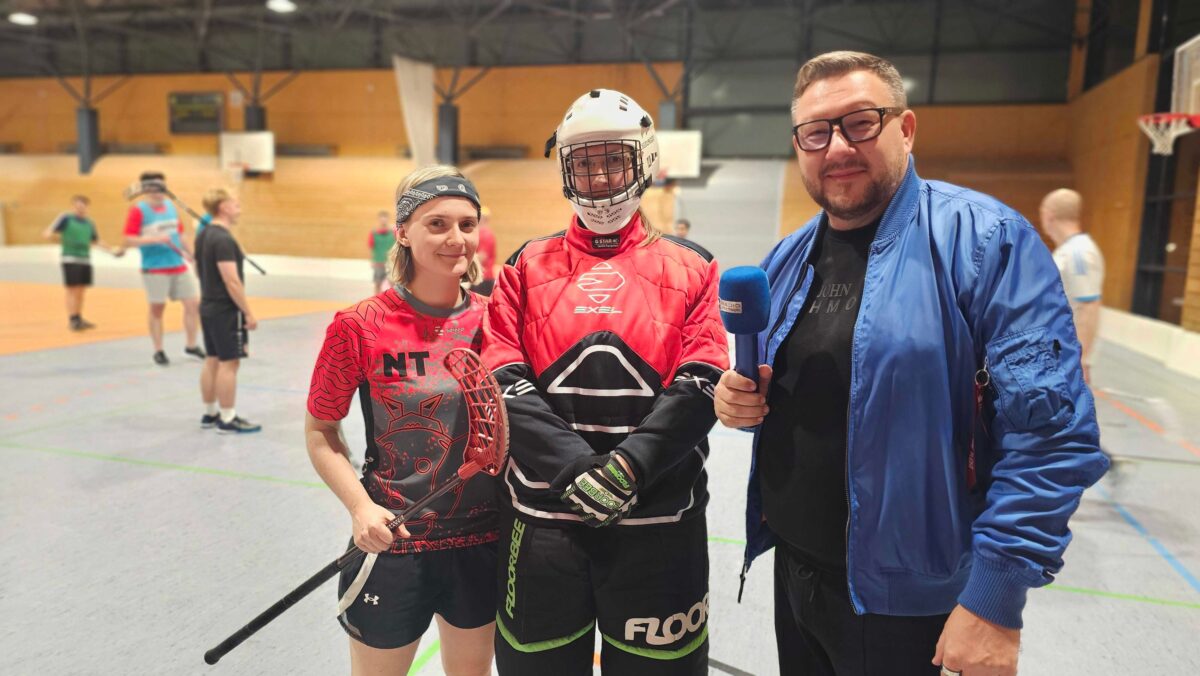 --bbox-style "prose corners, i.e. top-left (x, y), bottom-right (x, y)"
top-left (1040, 188), bottom-right (1104, 382)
